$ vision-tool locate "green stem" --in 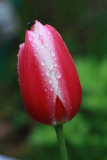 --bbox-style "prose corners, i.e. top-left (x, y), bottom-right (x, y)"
top-left (55, 125), bottom-right (68, 160)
